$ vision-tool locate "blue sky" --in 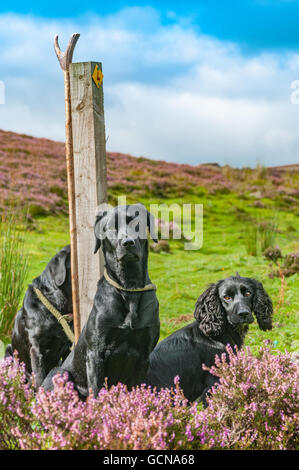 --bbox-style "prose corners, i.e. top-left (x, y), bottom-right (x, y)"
top-left (2, 0), bottom-right (299, 51)
top-left (0, 1), bottom-right (299, 166)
